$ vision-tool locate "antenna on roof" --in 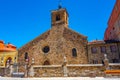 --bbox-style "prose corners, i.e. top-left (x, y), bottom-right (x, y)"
top-left (58, 0), bottom-right (62, 9)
